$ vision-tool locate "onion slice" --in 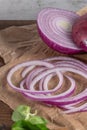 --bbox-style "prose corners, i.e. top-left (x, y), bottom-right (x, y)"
top-left (37, 8), bottom-right (83, 54)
